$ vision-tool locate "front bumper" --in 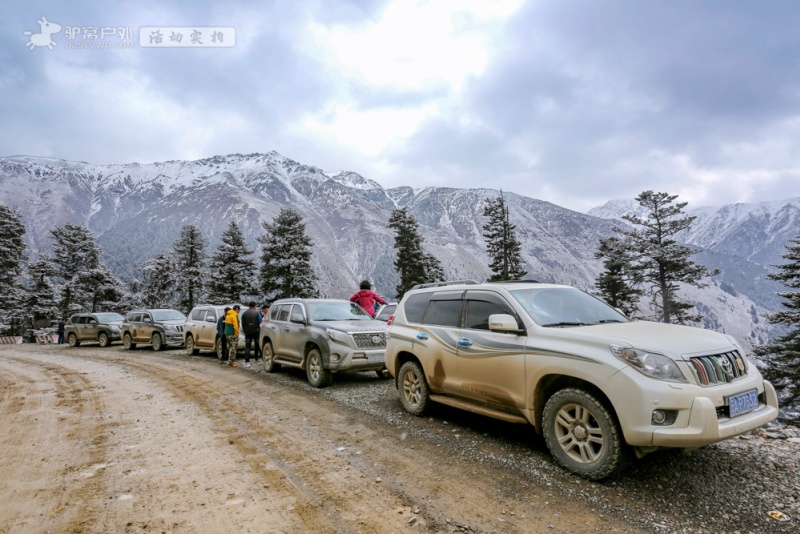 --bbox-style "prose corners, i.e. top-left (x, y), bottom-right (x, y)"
top-left (608, 366), bottom-right (779, 448)
top-left (327, 343), bottom-right (386, 372)
top-left (164, 332), bottom-right (185, 346)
